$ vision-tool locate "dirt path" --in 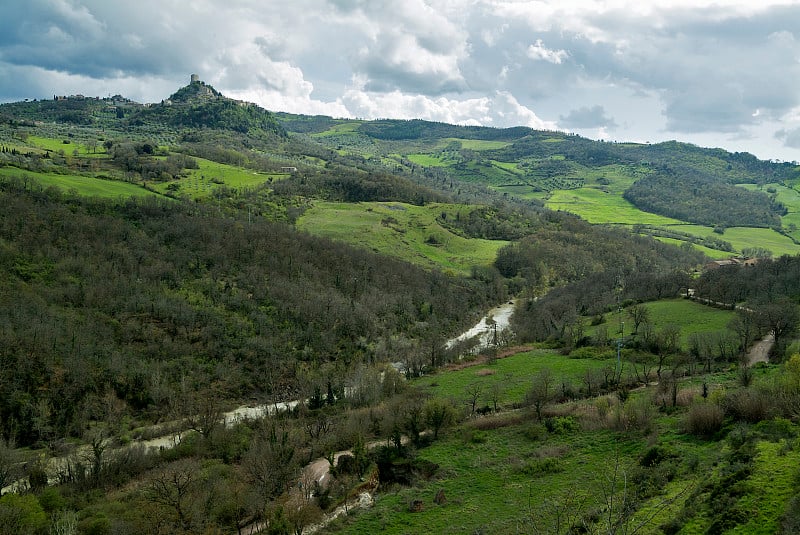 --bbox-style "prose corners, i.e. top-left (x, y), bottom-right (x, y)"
top-left (746, 333), bottom-right (774, 366)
